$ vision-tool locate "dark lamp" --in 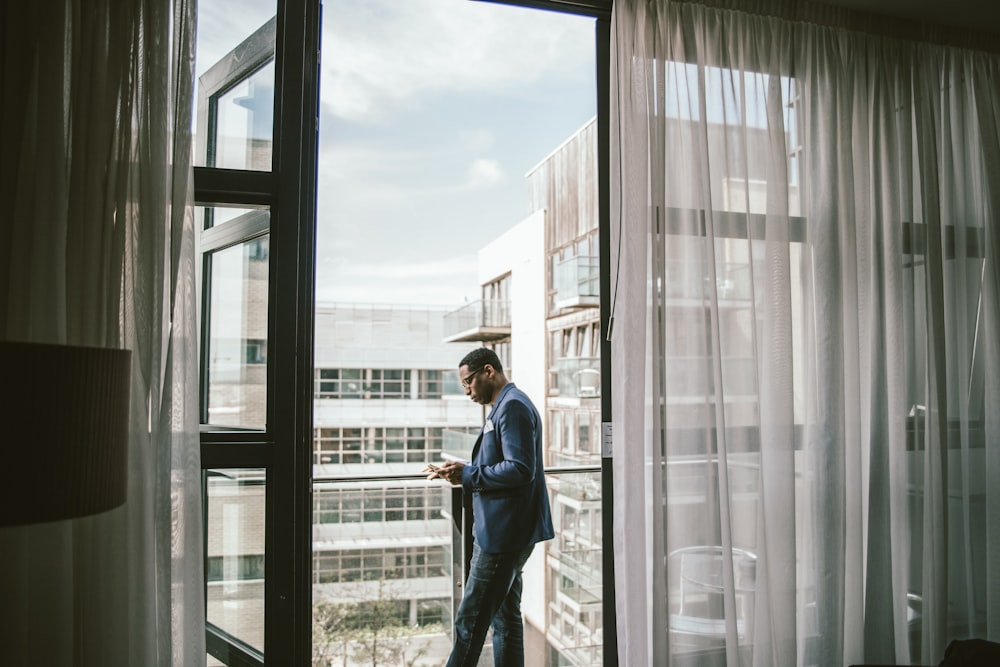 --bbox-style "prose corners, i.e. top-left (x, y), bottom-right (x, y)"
top-left (0, 341), bottom-right (131, 525)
